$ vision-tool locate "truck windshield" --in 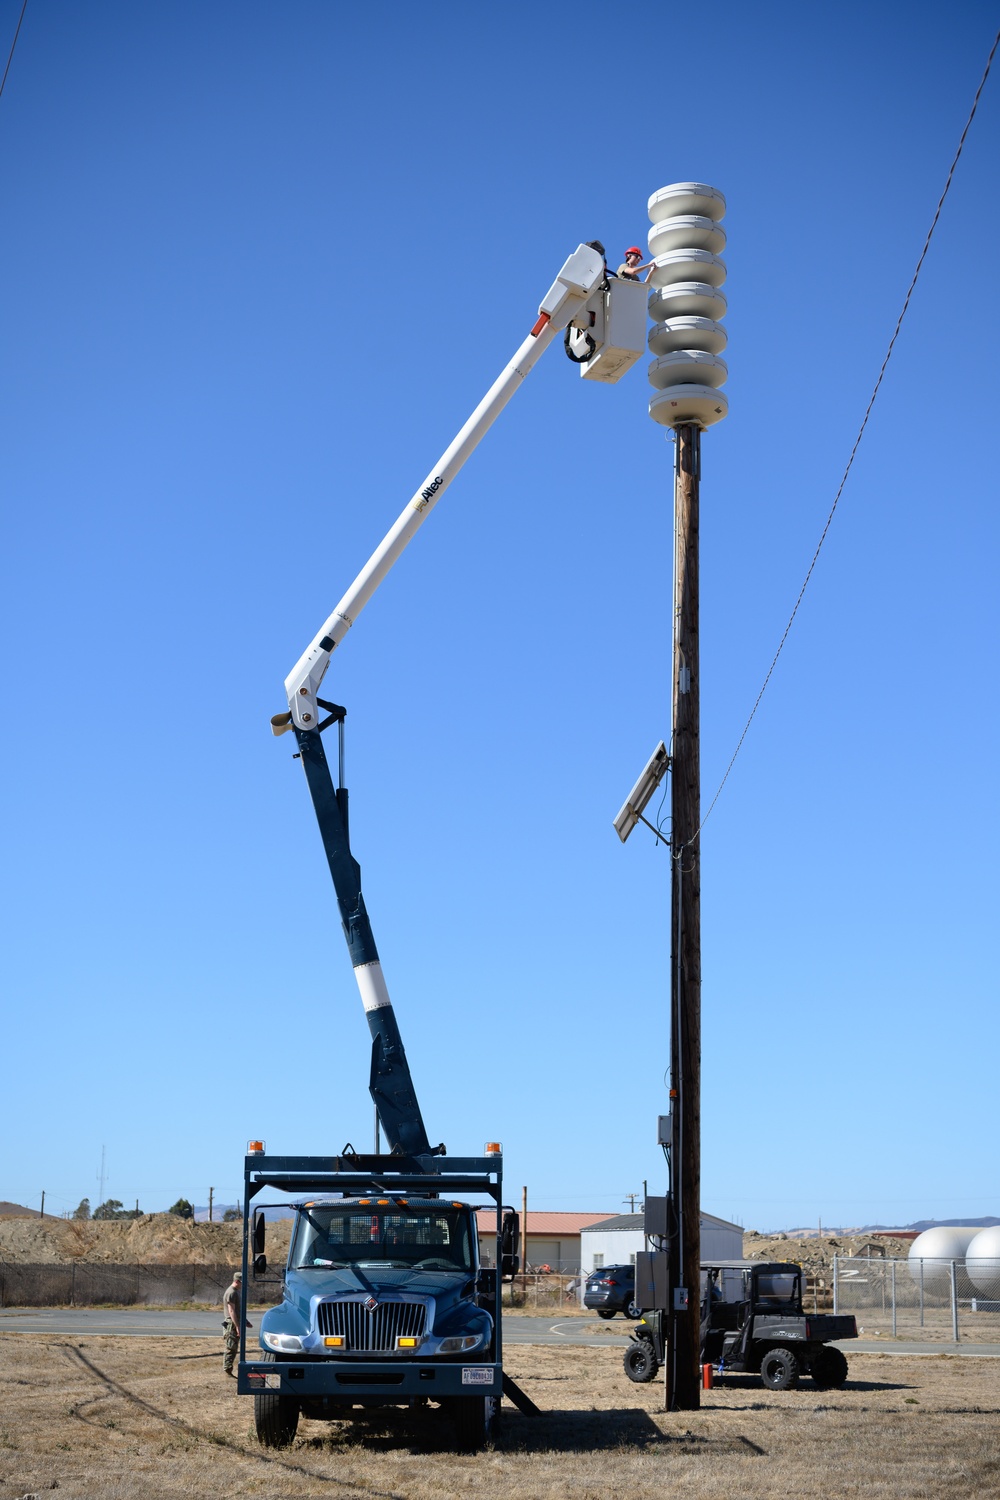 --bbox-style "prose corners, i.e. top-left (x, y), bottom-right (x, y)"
top-left (290, 1205), bottom-right (474, 1272)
